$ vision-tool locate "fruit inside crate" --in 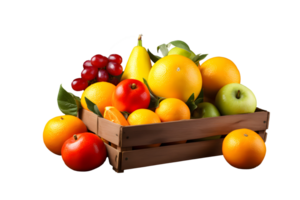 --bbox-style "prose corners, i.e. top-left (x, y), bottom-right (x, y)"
top-left (78, 107), bottom-right (269, 173)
